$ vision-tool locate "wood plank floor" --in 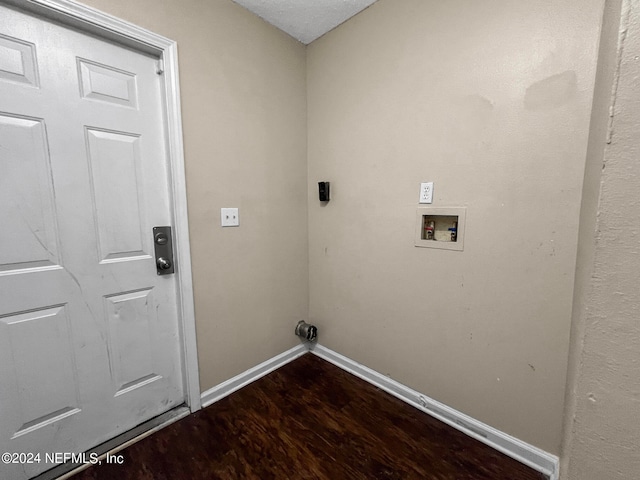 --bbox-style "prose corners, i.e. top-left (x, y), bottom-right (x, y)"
top-left (71, 353), bottom-right (546, 480)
